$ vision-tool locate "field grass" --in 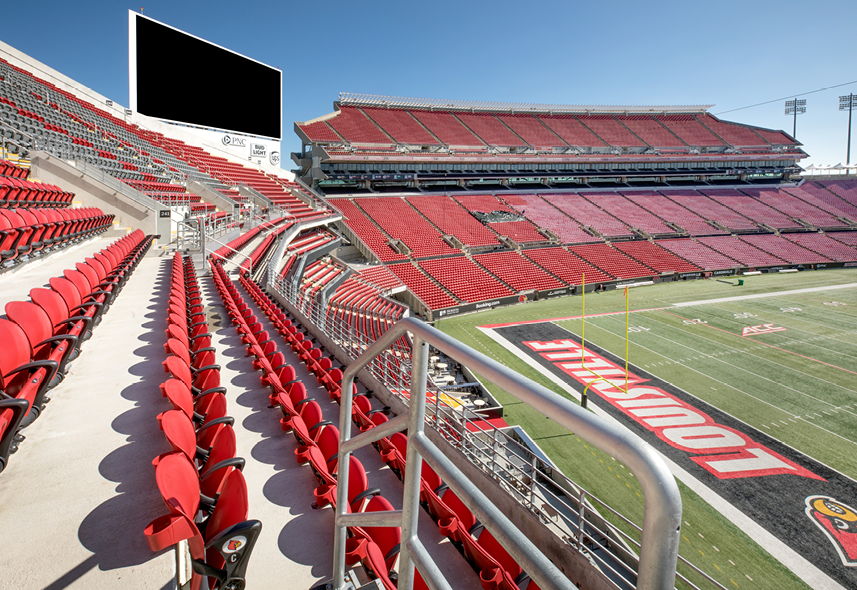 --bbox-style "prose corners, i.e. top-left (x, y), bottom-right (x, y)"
top-left (435, 269), bottom-right (857, 590)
